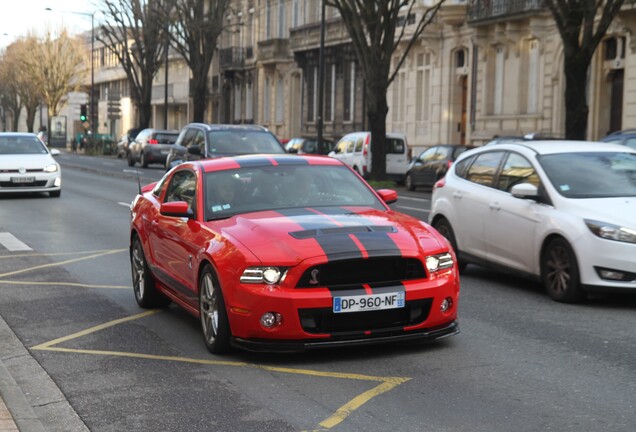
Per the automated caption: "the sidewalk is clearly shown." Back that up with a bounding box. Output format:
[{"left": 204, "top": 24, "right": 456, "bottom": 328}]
[{"left": 0, "top": 313, "right": 88, "bottom": 432}]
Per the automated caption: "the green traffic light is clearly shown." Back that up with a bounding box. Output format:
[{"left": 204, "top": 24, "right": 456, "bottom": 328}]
[{"left": 80, "top": 115, "right": 87, "bottom": 121}]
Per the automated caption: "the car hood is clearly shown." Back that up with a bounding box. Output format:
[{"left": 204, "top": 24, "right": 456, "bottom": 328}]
[
  {"left": 565, "top": 197, "right": 636, "bottom": 228},
  {"left": 1, "top": 154, "right": 56, "bottom": 169},
  {"left": 213, "top": 208, "right": 445, "bottom": 264}
]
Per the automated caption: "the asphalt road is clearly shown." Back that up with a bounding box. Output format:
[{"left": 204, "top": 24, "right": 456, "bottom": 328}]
[{"left": 0, "top": 152, "right": 634, "bottom": 431}]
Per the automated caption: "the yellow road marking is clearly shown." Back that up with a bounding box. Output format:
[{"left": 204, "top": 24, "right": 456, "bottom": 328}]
[
  {"left": 0, "top": 249, "right": 126, "bottom": 259},
  {"left": 0, "top": 280, "right": 129, "bottom": 289},
  {"left": 0, "top": 248, "right": 126, "bottom": 278},
  {"left": 31, "top": 311, "right": 412, "bottom": 429}
]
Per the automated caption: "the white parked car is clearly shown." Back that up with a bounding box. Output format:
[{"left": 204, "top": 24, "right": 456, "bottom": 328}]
[
  {"left": 329, "top": 131, "right": 411, "bottom": 182},
  {"left": 0, "top": 132, "right": 61, "bottom": 198},
  {"left": 429, "top": 140, "right": 636, "bottom": 302}
]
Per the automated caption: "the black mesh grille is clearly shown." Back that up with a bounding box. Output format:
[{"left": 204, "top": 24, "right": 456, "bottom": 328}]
[
  {"left": 297, "top": 257, "right": 426, "bottom": 288},
  {"left": 298, "top": 299, "right": 432, "bottom": 334},
  {"left": 0, "top": 181, "right": 48, "bottom": 187}
]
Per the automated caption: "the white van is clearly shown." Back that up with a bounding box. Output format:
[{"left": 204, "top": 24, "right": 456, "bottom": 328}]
[{"left": 329, "top": 132, "right": 411, "bottom": 182}]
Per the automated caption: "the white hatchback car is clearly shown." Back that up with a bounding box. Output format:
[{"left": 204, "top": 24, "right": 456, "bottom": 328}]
[
  {"left": 0, "top": 132, "right": 62, "bottom": 197},
  {"left": 429, "top": 140, "right": 636, "bottom": 302}
]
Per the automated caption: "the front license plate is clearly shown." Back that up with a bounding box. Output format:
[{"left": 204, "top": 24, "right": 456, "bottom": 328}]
[
  {"left": 11, "top": 177, "right": 35, "bottom": 183},
  {"left": 333, "top": 291, "right": 405, "bottom": 313}
]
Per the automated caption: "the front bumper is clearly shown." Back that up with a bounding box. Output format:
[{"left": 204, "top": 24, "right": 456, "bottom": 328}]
[
  {"left": 0, "top": 173, "right": 61, "bottom": 194},
  {"left": 231, "top": 320, "right": 459, "bottom": 352}
]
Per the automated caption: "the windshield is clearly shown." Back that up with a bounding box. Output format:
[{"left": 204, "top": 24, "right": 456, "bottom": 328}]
[
  {"left": 539, "top": 151, "right": 636, "bottom": 198},
  {"left": 0, "top": 136, "right": 49, "bottom": 155},
  {"left": 204, "top": 165, "right": 385, "bottom": 220},
  {"left": 207, "top": 130, "right": 284, "bottom": 155}
]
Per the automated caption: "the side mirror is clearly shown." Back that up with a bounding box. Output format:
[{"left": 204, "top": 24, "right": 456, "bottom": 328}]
[
  {"left": 510, "top": 183, "right": 540, "bottom": 200},
  {"left": 288, "top": 147, "right": 298, "bottom": 154},
  {"left": 50, "top": 148, "right": 61, "bottom": 156},
  {"left": 187, "top": 145, "right": 202, "bottom": 156},
  {"left": 376, "top": 189, "right": 398, "bottom": 205},
  {"left": 160, "top": 201, "right": 193, "bottom": 218}
]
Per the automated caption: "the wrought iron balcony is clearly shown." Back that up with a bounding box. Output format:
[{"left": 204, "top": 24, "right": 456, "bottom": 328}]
[
  {"left": 467, "top": 0, "right": 546, "bottom": 23},
  {"left": 219, "top": 47, "right": 254, "bottom": 70}
]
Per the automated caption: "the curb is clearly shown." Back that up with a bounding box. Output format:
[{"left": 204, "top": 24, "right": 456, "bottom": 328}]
[{"left": 0, "top": 313, "right": 89, "bottom": 432}]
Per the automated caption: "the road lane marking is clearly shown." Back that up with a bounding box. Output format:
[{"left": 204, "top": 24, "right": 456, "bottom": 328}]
[
  {"left": 397, "top": 196, "right": 430, "bottom": 203},
  {"left": 0, "top": 232, "right": 32, "bottom": 251},
  {"left": 32, "top": 311, "right": 412, "bottom": 430},
  {"left": 0, "top": 280, "right": 128, "bottom": 289},
  {"left": 118, "top": 202, "right": 132, "bottom": 208},
  {"left": 396, "top": 206, "right": 429, "bottom": 213}
]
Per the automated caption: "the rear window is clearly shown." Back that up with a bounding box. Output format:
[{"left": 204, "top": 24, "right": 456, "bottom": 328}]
[
  {"left": 208, "top": 130, "right": 284, "bottom": 155},
  {"left": 386, "top": 138, "right": 405, "bottom": 154},
  {"left": 153, "top": 133, "right": 179, "bottom": 144}
]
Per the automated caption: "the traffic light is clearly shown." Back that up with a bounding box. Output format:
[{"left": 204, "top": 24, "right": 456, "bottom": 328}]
[{"left": 80, "top": 104, "right": 87, "bottom": 122}]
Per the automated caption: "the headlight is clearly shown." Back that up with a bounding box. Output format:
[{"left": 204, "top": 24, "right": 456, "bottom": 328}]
[
  {"left": 426, "top": 253, "right": 454, "bottom": 272},
  {"left": 585, "top": 219, "right": 636, "bottom": 244},
  {"left": 240, "top": 266, "right": 286, "bottom": 284},
  {"left": 43, "top": 163, "right": 59, "bottom": 173}
]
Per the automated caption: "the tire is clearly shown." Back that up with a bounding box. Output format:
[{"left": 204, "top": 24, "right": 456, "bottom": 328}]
[
  {"left": 432, "top": 217, "right": 466, "bottom": 272},
  {"left": 130, "top": 236, "right": 170, "bottom": 308},
  {"left": 140, "top": 151, "right": 149, "bottom": 168},
  {"left": 405, "top": 173, "right": 415, "bottom": 191},
  {"left": 199, "top": 265, "right": 231, "bottom": 354},
  {"left": 49, "top": 190, "right": 61, "bottom": 198},
  {"left": 541, "top": 237, "right": 584, "bottom": 303},
  {"left": 127, "top": 151, "right": 135, "bottom": 167}
]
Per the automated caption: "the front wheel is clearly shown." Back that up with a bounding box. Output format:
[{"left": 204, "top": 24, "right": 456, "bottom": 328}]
[
  {"left": 432, "top": 217, "right": 466, "bottom": 272},
  {"left": 130, "top": 236, "right": 170, "bottom": 308},
  {"left": 127, "top": 151, "right": 135, "bottom": 167},
  {"left": 405, "top": 173, "right": 415, "bottom": 191},
  {"left": 199, "top": 265, "right": 231, "bottom": 354},
  {"left": 541, "top": 237, "right": 584, "bottom": 303}
]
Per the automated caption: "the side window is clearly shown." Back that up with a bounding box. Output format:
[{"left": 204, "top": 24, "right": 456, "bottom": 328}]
[
  {"left": 454, "top": 155, "right": 476, "bottom": 179},
  {"left": 180, "top": 129, "right": 197, "bottom": 149},
  {"left": 335, "top": 140, "right": 348, "bottom": 153},
  {"left": 354, "top": 138, "right": 364, "bottom": 153},
  {"left": 386, "top": 138, "right": 405, "bottom": 154},
  {"left": 419, "top": 147, "right": 439, "bottom": 162},
  {"left": 465, "top": 151, "right": 505, "bottom": 187},
  {"left": 164, "top": 170, "right": 197, "bottom": 212},
  {"left": 496, "top": 153, "right": 540, "bottom": 191}
]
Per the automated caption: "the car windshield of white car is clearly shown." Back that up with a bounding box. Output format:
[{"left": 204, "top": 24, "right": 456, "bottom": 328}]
[
  {"left": 207, "top": 131, "right": 284, "bottom": 155},
  {"left": 0, "top": 136, "right": 48, "bottom": 155},
  {"left": 538, "top": 151, "right": 636, "bottom": 198},
  {"left": 204, "top": 165, "right": 383, "bottom": 220}
]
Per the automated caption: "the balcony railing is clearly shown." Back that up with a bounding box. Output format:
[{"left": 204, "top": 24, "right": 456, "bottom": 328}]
[
  {"left": 219, "top": 47, "right": 254, "bottom": 70},
  {"left": 467, "top": 0, "right": 546, "bottom": 23},
  {"left": 257, "top": 38, "right": 290, "bottom": 63}
]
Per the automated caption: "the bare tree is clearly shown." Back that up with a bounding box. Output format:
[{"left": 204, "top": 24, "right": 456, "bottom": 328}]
[
  {"left": 325, "top": 0, "right": 444, "bottom": 181},
  {"left": 23, "top": 28, "right": 87, "bottom": 132},
  {"left": 0, "top": 48, "right": 24, "bottom": 131},
  {"left": 10, "top": 36, "right": 44, "bottom": 133},
  {"left": 165, "top": 0, "right": 232, "bottom": 122},
  {"left": 544, "top": 0, "right": 629, "bottom": 140},
  {"left": 97, "top": 0, "right": 167, "bottom": 128}
]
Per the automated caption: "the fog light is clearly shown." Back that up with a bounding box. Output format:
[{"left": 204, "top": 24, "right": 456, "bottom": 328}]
[
  {"left": 260, "top": 312, "right": 282, "bottom": 328},
  {"left": 440, "top": 297, "right": 453, "bottom": 312}
]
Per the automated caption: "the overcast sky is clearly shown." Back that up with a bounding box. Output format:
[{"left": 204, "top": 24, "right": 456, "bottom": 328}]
[{"left": 1, "top": 0, "right": 98, "bottom": 49}]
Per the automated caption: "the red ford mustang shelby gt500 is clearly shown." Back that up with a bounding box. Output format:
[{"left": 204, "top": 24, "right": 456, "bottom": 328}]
[{"left": 129, "top": 154, "right": 459, "bottom": 353}]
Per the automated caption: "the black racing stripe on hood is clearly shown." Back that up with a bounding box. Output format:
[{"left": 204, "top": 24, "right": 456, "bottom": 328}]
[
  {"left": 275, "top": 156, "right": 310, "bottom": 165},
  {"left": 235, "top": 157, "right": 275, "bottom": 168},
  {"left": 277, "top": 208, "right": 362, "bottom": 261}
]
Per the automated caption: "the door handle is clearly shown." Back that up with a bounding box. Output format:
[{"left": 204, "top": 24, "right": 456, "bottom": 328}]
[{"left": 489, "top": 202, "right": 501, "bottom": 211}]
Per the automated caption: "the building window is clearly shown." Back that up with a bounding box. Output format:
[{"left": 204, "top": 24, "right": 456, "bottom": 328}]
[
  {"left": 494, "top": 46, "right": 504, "bottom": 115},
  {"left": 343, "top": 62, "right": 355, "bottom": 122},
  {"left": 325, "top": 64, "right": 335, "bottom": 122},
  {"left": 246, "top": 82, "right": 253, "bottom": 121},
  {"left": 234, "top": 83, "right": 242, "bottom": 122},
  {"left": 264, "top": 77, "right": 271, "bottom": 123},
  {"left": 416, "top": 52, "right": 431, "bottom": 123},
  {"left": 276, "top": 77, "right": 284, "bottom": 123},
  {"left": 278, "top": 0, "right": 286, "bottom": 39},
  {"left": 292, "top": 0, "right": 301, "bottom": 27},
  {"left": 307, "top": 66, "right": 316, "bottom": 122},
  {"left": 265, "top": 1, "right": 272, "bottom": 40},
  {"left": 527, "top": 40, "right": 539, "bottom": 114}
]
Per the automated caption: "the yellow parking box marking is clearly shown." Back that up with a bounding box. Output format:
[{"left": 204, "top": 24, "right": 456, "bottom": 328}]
[
  {"left": 32, "top": 311, "right": 412, "bottom": 430},
  {"left": 0, "top": 280, "right": 129, "bottom": 289},
  {"left": 0, "top": 248, "right": 126, "bottom": 278}
]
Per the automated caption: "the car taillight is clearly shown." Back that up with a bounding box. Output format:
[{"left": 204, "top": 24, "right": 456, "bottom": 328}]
[
  {"left": 447, "top": 160, "right": 453, "bottom": 169},
  {"left": 148, "top": 139, "right": 158, "bottom": 144},
  {"left": 363, "top": 134, "right": 370, "bottom": 156},
  {"left": 433, "top": 178, "right": 446, "bottom": 190}
]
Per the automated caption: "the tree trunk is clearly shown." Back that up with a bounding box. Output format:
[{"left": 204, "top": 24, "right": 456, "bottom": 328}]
[
  {"left": 563, "top": 56, "right": 590, "bottom": 141},
  {"left": 191, "top": 70, "right": 208, "bottom": 123},
  {"left": 365, "top": 75, "right": 389, "bottom": 181}
]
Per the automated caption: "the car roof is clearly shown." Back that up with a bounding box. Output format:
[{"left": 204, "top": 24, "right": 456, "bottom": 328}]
[
  {"left": 183, "top": 154, "right": 345, "bottom": 173},
  {"left": 186, "top": 123, "right": 272, "bottom": 133},
  {"left": 472, "top": 140, "right": 636, "bottom": 156}
]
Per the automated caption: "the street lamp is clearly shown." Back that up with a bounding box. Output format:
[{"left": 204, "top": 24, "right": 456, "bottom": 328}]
[{"left": 45, "top": 8, "right": 95, "bottom": 138}]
